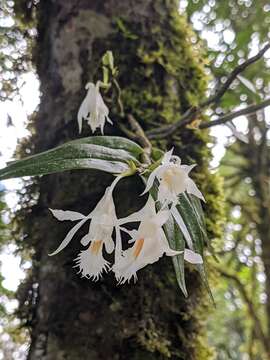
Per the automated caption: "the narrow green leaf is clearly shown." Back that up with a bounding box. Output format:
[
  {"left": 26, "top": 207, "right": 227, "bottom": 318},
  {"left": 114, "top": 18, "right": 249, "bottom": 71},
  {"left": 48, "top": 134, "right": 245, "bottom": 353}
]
[
  {"left": 0, "top": 158, "right": 129, "bottom": 180},
  {"left": 187, "top": 193, "right": 217, "bottom": 259},
  {"left": 163, "top": 213, "right": 187, "bottom": 297},
  {"left": 0, "top": 136, "right": 143, "bottom": 181},
  {"left": 177, "top": 193, "right": 205, "bottom": 254},
  {"left": 77, "top": 136, "right": 143, "bottom": 157},
  {"left": 177, "top": 193, "right": 214, "bottom": 302},
  {"left": 149, "top": 180, "right": 187, "bottom": 296},
  {"left": 197, "top": 264, "right": 215, "bottom": 306}
]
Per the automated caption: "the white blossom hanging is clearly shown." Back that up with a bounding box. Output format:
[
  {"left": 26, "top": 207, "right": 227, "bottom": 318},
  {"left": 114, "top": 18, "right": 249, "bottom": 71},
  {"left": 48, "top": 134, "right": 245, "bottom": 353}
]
[
  {"left": 77, "top": 82, "right": 112, "bottom": 134},
  {"left": 49, "top": 176, "right": 121, "bottom": 280}
]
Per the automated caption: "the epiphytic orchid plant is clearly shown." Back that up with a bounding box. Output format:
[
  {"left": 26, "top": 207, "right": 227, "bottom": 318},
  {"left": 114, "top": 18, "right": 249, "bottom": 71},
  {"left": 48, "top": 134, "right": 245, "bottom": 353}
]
[{"left": 0, "top": 51, "right": 211, "bottom": 297}]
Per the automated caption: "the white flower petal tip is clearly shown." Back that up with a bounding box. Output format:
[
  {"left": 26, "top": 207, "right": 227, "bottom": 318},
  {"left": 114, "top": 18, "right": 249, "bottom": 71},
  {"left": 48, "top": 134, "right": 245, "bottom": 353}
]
[
  {"left": 80, "top": 234, "right": 91, "bottom": 246},
  {"left": 162, "top": 148, "right": 174, "bottom": 164},
  {"left": 77, "top": 82, "right": 112, "bottom": 134},
  {"left": 184, "top": 249, "right": 203, "bottom": 264},
  {"left": 186, "top": 179, "right": 206, "bottom": 202},
  {"left": 85, "top": 82, "right": 92, "bottom": 90},
  {"left": 49, "top": 208, "right": 86, "bottom": 221}
]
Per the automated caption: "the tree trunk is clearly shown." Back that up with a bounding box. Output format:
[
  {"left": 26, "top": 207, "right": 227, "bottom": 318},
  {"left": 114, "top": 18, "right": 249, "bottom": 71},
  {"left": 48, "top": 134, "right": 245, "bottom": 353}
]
[{"left": 16, "top": 1, "right": 222, "bottom": 359}]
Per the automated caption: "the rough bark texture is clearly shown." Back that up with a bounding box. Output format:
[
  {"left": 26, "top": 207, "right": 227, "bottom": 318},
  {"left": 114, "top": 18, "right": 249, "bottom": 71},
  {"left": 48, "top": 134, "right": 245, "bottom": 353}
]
[{"left": 15, "top": 1, "right": 224, "bottom": 359}]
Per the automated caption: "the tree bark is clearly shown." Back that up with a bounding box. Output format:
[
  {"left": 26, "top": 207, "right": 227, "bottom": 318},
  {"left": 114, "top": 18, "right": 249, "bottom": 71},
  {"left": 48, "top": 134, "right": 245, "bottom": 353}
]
[{"left": 15, "top": 1, "right": 222, "bottom": 359}]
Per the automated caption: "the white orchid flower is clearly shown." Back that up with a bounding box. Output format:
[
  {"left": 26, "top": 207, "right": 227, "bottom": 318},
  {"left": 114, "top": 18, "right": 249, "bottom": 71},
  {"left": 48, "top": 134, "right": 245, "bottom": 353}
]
[
  {"left": 143, "top": 149, "right": 205, "bottom": 205},
  {"left": 113, "top": 196, "right": 179, "bottom": 283},
  {"left": 49, "top": 176, "right": 121, "bottom": 281},
  {"left": 77, "top": 81, "right": 112, "bottom": 134},
  {"left": 113, "top": 196, "right": 201, "bottom": 284}
]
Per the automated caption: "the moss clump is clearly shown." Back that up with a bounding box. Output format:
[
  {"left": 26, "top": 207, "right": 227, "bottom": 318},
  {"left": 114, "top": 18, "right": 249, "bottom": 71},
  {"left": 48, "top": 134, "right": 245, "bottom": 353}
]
[
  {"left": 137, "top": 319, "right": 172, "bottom": 357},
  {"left": 107, "top": 8, "right": 208, "bottom": 131}
]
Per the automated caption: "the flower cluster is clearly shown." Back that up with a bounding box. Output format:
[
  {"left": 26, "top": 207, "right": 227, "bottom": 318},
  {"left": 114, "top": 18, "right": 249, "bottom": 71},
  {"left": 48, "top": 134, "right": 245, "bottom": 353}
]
[{"left": 49, "top": 149, "right": 204, "bottom": 283}]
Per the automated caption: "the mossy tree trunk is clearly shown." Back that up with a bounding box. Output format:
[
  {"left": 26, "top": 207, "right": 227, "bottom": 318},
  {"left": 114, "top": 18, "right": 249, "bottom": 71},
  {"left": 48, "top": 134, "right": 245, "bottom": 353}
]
[{"left": 16, "top": 1, "right": 222, "bottom": 359}]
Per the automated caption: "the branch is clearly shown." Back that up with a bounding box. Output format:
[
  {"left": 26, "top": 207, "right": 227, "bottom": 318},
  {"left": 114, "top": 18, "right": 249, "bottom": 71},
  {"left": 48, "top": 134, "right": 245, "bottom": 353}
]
[
  {"left": 201, "top": 43, "right": 270, "bottom": 107},
  {"left": 146, "top": 43, "right": 270, "bottom": 140},
  {"left": 127, "top": 114, "right": 152, "bottom": 155},
  {"left": 200, "top": 98, "right": 270, "bottom": 129},
  {"left": 112, "top": 79, "right": 152, "bottom": 156},
  {"left": 147, "top": 106, "right": 199, "bottom": 139},
  {"left": 217, "top": 267, "right": 270, "bottom": 355}
]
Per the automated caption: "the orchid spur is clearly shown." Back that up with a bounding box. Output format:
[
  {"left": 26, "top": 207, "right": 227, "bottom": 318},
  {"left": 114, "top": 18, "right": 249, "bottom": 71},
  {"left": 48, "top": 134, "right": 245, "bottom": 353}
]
[{"left": 77, "top": 81, "right": 112, "bottom": 134}]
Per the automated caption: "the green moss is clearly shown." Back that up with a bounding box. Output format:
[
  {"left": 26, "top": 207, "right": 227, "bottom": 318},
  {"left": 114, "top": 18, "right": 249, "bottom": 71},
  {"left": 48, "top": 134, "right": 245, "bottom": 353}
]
[
  {"left": 97, "top": 6, "right": 208, "bottom": 132},
  {"left": 137, "top": 319, "right": 172, "bottom": 357}
]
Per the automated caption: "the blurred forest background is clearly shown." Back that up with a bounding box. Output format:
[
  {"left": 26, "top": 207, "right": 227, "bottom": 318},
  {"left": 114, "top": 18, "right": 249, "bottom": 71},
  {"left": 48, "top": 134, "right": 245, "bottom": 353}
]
[{"left": 0, "top": 0, "right": 270, "bottom": 359}]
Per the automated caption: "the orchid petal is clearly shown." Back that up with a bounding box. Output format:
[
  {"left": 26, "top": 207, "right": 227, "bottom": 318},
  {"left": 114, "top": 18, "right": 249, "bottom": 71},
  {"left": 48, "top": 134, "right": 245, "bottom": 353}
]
[
  {"left": 118, "top": 196, "right": 155, "bottom": 225},
  {"left": 165, "top": 248, "right": 183, "bottom": 257},
  {"left": 49, "top": 217, "right": 88, "bottom": 256},
  {"left": 154, "top": 210, "right": 170, "bottom": 227},
  {"left": 85, "top": 82, "right": 94, "bottom": 90},
  {"left": 162, "top": 148, "right": 174, "bottom": 165},
  {"left": 104, "top": 237, "right": 114, "bottom": 254},
  {"left": 141, "top": 166, "right": 163, "bottom": 195},
  {"left": 115, "top": 226, "right": 122, "bottom": 262},
  {"left": 77, "top": 97, "right": 89, "bottom": 133},
  {"left": 180, "top": 164, "right": 196, "bottom": 174},
  {"left": 80, "top": 234, "right": 91, "bottom": 246},
  {"left": 184, "top": 249, "right": 203, "bottom": 264},
  {"left": 106, "top": 116, "right": 113, "bottom": 125},
  {"left": 49, "top": 208, "right": 86, "bottom": 222},
  {"left": 74, "top": 244, "right": 110, "bottom": 281},
  {"left": 186, "top": 179, "right": 205, "bottom": 202}
]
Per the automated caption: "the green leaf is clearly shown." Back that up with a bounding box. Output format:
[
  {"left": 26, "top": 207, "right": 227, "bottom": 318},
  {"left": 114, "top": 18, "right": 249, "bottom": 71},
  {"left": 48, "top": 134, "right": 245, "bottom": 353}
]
[
  {"left": 150, "top": 147, "right": 164, "bottom": 162},
  {"left": 177, "top": 193, "right": 205, "bottom": 254},
  {"left": 163, "top": 213, "right": 187, "bottom": 297},
  {"left": 177, "top": 193, "right": 214, "bottom": 301},
  {"left": 0, "top": 136, "right": 144, "bottom": 181},
  {"left": 149, "top": 181, "right": 187, "bottom": 296}
]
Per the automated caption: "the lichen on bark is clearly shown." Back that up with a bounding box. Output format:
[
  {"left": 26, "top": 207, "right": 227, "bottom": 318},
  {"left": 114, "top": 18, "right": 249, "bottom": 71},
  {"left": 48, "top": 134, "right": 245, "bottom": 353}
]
[{"left": 12, "top": 0, "right": 225, "bottom": 359}]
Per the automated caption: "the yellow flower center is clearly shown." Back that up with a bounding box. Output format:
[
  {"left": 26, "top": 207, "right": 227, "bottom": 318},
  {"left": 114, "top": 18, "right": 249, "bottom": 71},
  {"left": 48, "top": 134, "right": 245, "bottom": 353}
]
[
  {"left": 163, "top": 168, "right": 174, "bottom": 185},
  {"left": 90, "top": 240, "right": 103, "bottom": 255}
]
